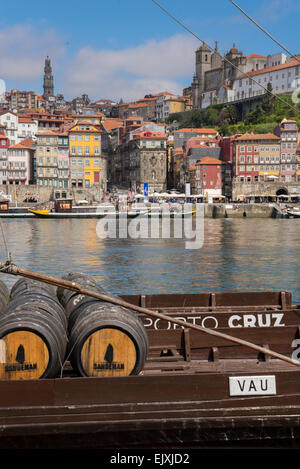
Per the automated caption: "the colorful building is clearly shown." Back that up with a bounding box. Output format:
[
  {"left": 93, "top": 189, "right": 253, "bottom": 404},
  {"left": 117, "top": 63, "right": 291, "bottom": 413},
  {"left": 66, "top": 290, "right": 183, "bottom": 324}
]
[
  {"left": 69, "top": 121, "right": 106, "bottom": 190},
  {"left": 233, "top": 133, "right": 281, "bottom": 183},
  {"left": 36, "top": 131, "right": 61, "bottom": 187},
  {"left": 0, "top": 134, "right": 10, "bottom": 184},
  {"left": 7, "top": 138, "right": 35, "bottom": 185}
]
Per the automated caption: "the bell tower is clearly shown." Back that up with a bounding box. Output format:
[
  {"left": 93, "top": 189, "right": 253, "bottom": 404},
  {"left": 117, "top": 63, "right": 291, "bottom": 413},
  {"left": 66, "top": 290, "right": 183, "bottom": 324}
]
[
  {"left": 195, "top": 42, "right": 211, "bottom": 92},
  {"left": 43, "top": 56, "right": 54, "bottom": 97}
]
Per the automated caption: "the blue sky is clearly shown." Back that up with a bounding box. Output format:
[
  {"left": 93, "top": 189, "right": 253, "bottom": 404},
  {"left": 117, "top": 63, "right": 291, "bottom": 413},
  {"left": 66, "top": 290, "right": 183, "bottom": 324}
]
[{"left": 0, "top": 0, "right": 299, "bottom": 101}]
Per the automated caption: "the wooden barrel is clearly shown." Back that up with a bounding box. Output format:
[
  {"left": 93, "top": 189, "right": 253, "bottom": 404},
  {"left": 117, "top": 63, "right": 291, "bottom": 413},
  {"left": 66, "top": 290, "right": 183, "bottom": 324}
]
[
  {"left": 68, "top": 303, "right": 149, "bottom": 378},
  {"left": 5, "top": 292, "right": 68, "bottom": 331},
  {"left": 0, "top": 280, "right": 9, "bottom": 313},
  {"left": 57, "top": 272, "right": 105, "bottom": 309},
  {"left": 0, "top": 309, "right": 67, "bottom": 380},
  {"left": 11, "top": 278, "right": 56, "bottom": 300}
]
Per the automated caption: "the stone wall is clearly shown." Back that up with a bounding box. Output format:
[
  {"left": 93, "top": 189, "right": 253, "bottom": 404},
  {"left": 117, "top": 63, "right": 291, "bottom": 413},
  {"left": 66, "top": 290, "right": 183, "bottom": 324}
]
[
  {"left": 0, "top": 185, "right": 104, "bottom": 205},
  {"left": 232, "top": 181, "right": 300, "bottom": 200},
  {"left": 204, "top": 203, "right": 277, "bottom": 218}
]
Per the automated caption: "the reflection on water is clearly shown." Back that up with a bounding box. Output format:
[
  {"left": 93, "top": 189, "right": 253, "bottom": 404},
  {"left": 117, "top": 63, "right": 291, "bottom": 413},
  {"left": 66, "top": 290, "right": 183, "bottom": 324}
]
[{"left": 0, "top": 218, "right": 299, "bottom": 303}]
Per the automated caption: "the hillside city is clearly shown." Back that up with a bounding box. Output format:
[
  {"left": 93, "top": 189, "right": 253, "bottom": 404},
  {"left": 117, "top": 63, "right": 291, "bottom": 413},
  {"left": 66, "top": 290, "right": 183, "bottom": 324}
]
[{"left": 1, "top": 43, "right": 300, "bottom": 205}]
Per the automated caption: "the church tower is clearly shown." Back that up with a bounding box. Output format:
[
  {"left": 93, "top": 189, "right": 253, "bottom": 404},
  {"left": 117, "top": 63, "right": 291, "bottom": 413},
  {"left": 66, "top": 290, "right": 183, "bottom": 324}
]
[
  {"left": 195, "top": 42, "right": 211, "bottom": 92},
  {"left": 43, "top": 56, "right": 54, "bottom": 97}
]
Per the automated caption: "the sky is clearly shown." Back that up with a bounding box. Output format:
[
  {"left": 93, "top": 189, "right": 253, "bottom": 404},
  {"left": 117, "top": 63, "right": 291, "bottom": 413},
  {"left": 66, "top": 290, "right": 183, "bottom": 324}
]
[{"left": 0, "top": 0, "right": 299, "bottom": 102}]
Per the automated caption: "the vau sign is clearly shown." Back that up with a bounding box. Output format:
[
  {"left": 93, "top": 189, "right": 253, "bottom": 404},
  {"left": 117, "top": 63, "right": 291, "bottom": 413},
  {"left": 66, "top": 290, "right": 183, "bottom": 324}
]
[{"left": 229, "top": 375, "right": 276, "bottom": 396}]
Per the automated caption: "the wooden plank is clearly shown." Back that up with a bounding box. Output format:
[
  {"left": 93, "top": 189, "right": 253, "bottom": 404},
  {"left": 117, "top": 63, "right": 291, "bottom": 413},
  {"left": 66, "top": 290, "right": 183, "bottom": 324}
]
[
  {"left": 140, "top": 309, "right": 300, "bottom": 330},
  {"left": 121, "top": 292, "right": 293, "bottom": 309}
]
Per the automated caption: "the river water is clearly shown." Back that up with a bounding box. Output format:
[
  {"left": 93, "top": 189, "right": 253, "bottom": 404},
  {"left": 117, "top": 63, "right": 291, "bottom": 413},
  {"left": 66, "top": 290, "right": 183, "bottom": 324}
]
[{"left": 0, "top": 217, "right": 299, "bottom": 303}]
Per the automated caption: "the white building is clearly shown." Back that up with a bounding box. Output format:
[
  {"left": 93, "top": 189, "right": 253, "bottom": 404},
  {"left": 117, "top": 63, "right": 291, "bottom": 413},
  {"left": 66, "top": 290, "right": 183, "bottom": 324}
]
[
  {"left": 17, "top": 117, "right": 38, "bottom": 142},
  {"left": 232, "top": 55, "right": 300, "bottom": 102},
  {"left": 155, "top": 92, "right": 176, "bottom": 121},
  {"left": 0, "top": 111, "right": 19, "bottom": 146},
  {"left": 7, "top": 139, "right": 34, "bottom": 185}
]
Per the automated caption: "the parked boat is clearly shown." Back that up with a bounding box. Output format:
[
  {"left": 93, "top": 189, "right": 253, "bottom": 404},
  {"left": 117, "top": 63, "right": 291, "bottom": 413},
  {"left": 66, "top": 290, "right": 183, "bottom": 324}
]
[
  {"left": 286, "top": 207, "right": 300, "bottom": 218},
  {"left": 0, "top": 199, "right": 35, "bottom": 218},
  {"left": 28, "top": 199, "right": 149, "bottom": 219}
]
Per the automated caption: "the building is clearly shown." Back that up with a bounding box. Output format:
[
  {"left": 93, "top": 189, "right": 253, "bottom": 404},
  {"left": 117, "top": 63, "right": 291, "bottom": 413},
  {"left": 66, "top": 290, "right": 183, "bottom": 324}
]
[
  {"left": 10, "top": 90, "right": 38, "bottom": 111},
  {"left": 0, "top": 134, "right": 10, "bottom": 184},
  {"left": 36, "top": 131, "right": 61, "bottom": 187},
  {"left": 17, "top": 116, "right": 38, "bottom": 142},
  {"left": 57, "top": 133, "right": 70, "bottom": 189},
  {"left": 274, "top": 119, "right": 298, "bottom": 183},
  {"left": 0, "top": 111, "right": 19, "bottom": 146},
  {"left": 233, "top": 133, "right": 281, "bottom": 184},
  {"left": 69, "top": 122, "right": 106, "bottom": 191},
  {"left": 193, "top": 157, "right": 231, "bottom": 201},
  {"left": 7, "top": 138, "right": 35, "bottom": 185},
  {"left": 232, "top": 56, "right": 300, "bottom": 103},
  {"left": 155, "top": 92, "right": 176, "bottom": 121},
  {"left": 113, "top": 130, "right": 168, "bottom": 193},
  {"left": 173, "top": 128, "right": 219, "bottom": 150},
  {"left": 43, "top": 57, "right": 54, "bottom": 98},
  {"left": 189, "top": 40, "right": 300, "bottom": 109},
  {"left": 160, "top": 96, "right": 190, "bottom": 120}
]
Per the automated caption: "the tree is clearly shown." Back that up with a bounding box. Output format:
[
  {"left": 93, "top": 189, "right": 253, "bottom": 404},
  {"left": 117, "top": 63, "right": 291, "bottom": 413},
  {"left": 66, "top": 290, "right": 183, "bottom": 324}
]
[{"left": 261, "top": 82, "right": 275, "bottom": 113}]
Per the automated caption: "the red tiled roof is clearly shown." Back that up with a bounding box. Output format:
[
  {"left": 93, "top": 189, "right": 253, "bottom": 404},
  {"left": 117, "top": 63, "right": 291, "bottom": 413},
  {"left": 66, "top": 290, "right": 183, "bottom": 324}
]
[
  {"left": 102, "top": 119, "right": 124, "bottom": 132},
  {"left": 246, "top": 54, "right": 267, "bottom": 59},
  {"left": 236, "top": 133, "right": 280, "bottom": 141},
  {"left": 18, "top": 117, "right": 35, "bottom": 123},
  {"left": 196, "top": 157, "right": 223, "bottom": 165},
  {"left": 240, "top": 56, "right": 300, "bottom": 79},
  {"left": 176, "top": 128, "right": 218, "bottom": 134},
  {"left": 10, "top": 138, "right": 34, "bottom": 149}
]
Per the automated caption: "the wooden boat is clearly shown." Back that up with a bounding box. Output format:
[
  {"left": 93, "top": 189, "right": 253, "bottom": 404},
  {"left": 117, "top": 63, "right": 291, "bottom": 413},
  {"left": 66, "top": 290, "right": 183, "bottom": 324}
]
[
  {"left": 0, "top": 264, "right": 300, "bottom": 448},
  {"left": 28, "top": 199, "right": 149, "bottom": 219},
  {"left": 0, "top": 199, "right": 35, "bottom": 218}
]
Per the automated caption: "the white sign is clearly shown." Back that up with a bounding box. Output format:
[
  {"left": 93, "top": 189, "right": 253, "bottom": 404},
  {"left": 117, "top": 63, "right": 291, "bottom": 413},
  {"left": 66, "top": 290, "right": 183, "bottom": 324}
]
[{"left": 229, "top": 375, "right": 276, "bottom": 396}]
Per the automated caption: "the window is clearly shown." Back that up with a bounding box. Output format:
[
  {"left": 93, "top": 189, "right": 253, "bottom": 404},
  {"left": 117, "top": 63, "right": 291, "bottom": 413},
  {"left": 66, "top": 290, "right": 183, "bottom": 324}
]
[{"left": 85, "top": 160, "right": 90, "bottom": 167}]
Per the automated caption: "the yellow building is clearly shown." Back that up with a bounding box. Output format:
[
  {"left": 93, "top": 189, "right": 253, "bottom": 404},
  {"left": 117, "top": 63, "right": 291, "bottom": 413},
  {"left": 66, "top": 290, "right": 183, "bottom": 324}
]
[
  {"left": 165, "top": 97, "right": 187, "bottom": 115},
  {"left": 69, "top": 121, "right": 106, "bottom": 190},
  {"left": 71, "top": 113, "right": 105, "bottom": 126}
]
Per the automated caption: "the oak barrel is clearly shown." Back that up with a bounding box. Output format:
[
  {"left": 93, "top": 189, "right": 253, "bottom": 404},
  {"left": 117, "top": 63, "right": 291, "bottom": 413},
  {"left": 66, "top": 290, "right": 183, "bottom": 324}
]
[
  {"left": 57, "top": 272, "right": 103, "bottom": 308},
  {"left": 5, "top": 291, "right": 68, "bottom": 331},
  {"left": 0, "top": 310, "right": 67, "bottom": 379},
  {"left": 67, "top": 303, "right": 149, "bottom": 378},
  {"left": 0, "top": 280, "right": 9, "bottom": 313},
  {"left": 0, "top": 278, "right": 68, "bottom": 380},
  {"left": 11, "top": 278, "right": 56, "bottom": 300}
]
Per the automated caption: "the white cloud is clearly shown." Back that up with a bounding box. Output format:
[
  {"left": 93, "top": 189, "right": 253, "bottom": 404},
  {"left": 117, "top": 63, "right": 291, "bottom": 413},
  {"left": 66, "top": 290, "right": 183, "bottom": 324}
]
[
  {"left": 63, "top": 34, "right": 198, "bottom": 101},
  {"left": 0, "top": 24, "right": 65, "bottom": 83},
  {"left": 0, "top": 24, "right": 198, "bottom": 101}
]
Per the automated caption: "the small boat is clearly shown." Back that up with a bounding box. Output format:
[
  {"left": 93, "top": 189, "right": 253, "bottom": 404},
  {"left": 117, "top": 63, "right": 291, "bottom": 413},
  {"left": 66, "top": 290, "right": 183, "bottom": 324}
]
[
  {"left": 28, "top": 199, "right": 149, "bottom": 219},
  {"left": 0, "top": 199, "right": 35, "bottom": 218},
  {"left": 286, "top": 207, "right": 300, "bottom": 218}
]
